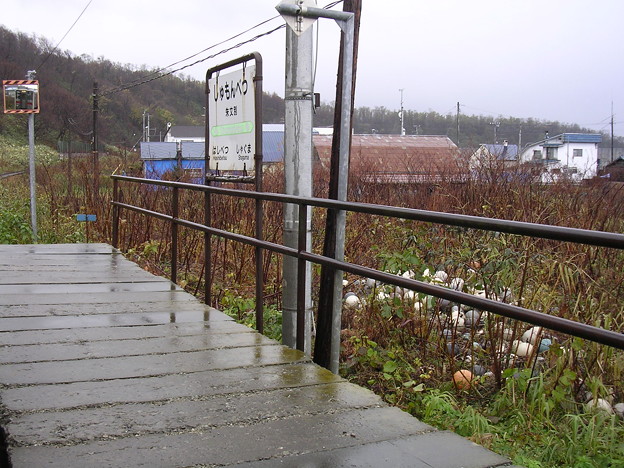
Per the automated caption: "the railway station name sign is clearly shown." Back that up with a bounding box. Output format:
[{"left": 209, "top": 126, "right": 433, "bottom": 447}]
[{"left": 207, "top": 65, "right": 256, "bottom": 172}]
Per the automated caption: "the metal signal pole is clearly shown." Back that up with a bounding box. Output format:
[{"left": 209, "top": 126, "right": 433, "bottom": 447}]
[
  {"left": 28, "top": 116, "right": 38, "bottom": 243},
  {"left": 26, "top": 70, "right": 38, "bottom": 242}
]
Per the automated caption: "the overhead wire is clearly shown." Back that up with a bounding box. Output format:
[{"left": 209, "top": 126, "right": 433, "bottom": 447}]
[
  {"left": 107, "top": 14, "right": 283, "bottom": 92},
  {"left": 101, "top": 24, "right": 285, "bottom": 97},
  {"left": 101, "top": 0, "right": 344, "bottom": 97},
  {"left": 38, "top": 0, "right": 94, "bottom": 70}
]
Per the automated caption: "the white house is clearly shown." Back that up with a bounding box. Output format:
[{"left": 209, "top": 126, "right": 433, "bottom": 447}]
[
  {"left": 518, "top": 133, "right": 602, "bottom": 181},
  {"left": 164, "top": 126, "right": 205, "bottom": 143}
]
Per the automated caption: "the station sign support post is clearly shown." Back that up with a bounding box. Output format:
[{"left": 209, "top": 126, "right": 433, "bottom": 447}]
[{"left": 204, "top": 53, "right": 264, "bottom": 333}]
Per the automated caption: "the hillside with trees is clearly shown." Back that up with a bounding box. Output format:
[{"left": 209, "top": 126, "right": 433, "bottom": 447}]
[
  {"left": 313, "top": 104, "right": 623, "bottom": 150},
  {"left": 1, "top": 25, "right": 621, "bottom": 152}
]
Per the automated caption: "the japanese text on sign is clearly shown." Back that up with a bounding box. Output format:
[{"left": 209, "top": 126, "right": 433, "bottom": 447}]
[{"left": 207, "top": 65, "right": 255, "bottom": 172}]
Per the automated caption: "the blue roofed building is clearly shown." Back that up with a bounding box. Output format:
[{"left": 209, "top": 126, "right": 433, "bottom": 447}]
[
  {"left": 140, "top": 124, "right": 285, "bottom": 181},
  {"left": 262, "top": 124, "right": 285, "bottom": 164},
  {"left": 470, "top": 140, "right": 518, "bottom": 170}
]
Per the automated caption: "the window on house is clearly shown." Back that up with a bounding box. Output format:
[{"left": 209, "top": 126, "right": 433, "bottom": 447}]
[
  {"left": 533, "top": 150, "right": 542, "bottom": 160},
  {"left": 545, "top": 147, "right": 558, "bottom": 160},
  {"left": 573, "top": 148, "right": 583, "bottom": 158}
]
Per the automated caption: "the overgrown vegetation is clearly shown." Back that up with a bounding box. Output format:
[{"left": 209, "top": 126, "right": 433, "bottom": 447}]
[
  {"left": 2, "top": 120, "right": 623, "bottom": 468},
  {"left": 3, "top": 14, "right": 624, "bottom": 468}
]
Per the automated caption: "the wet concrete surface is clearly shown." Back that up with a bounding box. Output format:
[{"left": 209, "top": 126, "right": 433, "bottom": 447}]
[
  {"left": 0, "top": 300, "right": 236, "bottom": 317},
  {"left": 0, "top": 308, "right": 235, "bottom": 331},
  {"left": 0, "top": 243, "right": 513, "bottom": 467}
]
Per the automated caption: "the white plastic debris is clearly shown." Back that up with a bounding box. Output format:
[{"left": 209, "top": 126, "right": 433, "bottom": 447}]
[{"left": 521, "top": 326, "right": 542, "bottom": 345}]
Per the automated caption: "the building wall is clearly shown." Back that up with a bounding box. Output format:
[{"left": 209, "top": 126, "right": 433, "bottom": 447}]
[
  {"left": 556, "top": 142, "right": 598, "bottom": 178},
  {"left": 164, "top": 135, "right": 206, "bottom": 143},
  {"left": 144, "top": 159, "right": 205, "bottom": 182},
  {"left": 141, "top": 142, "right": 205, "bottom": 160}
]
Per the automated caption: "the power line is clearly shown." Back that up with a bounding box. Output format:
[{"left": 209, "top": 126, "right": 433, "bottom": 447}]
[
  {"left": 108, "top": 14, "right": 283, "bottom": 92},
  {"left": 38, "top": 0, "right": 94, "bottom": 70},
  {"left": 101, "top": 23, "right": 286, "bottom": 97},
  {"left": 100, "top": 0, "right": 344, "bottom": 97}
]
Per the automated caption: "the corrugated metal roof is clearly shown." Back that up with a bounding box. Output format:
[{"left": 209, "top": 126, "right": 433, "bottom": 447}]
[
  {"left": 313, "top": 134, "right": 464, "bottom": 176},
  {"left": 263, "top": 131, "right": 284, "bottom": 163},
  {"left": 140, "top": 142, "right": 205, "bottom": 160},
  {"left": 483, "top": 144, "right": 518, "bottom": 160},
  {"left": 140, "top": 142, "right": 177, "bottom": 160},
  {"left": 182, "top": 142, "right": 205, "bottom": 159},
  {"left": 562, "top": 133, "right": 602, "bottom": 143}
]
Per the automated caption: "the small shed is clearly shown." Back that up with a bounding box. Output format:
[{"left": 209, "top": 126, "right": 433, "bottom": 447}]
[{"left": 600, "top": 156, "right": 624, "bottom": 182}]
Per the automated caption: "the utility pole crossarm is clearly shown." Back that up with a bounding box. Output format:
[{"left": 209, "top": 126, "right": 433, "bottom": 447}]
[{"left": 276, "top": 3, "right": 354, "bottom": 24}]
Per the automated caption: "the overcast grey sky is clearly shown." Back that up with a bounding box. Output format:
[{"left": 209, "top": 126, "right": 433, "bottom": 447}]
[{"left": 3, "top": 0, "right": 623, "bottom": 137}]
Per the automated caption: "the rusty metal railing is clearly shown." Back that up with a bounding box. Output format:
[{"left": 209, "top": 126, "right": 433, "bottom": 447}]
[{"left": 111, "top": 175, "right": 624, "bottom": 363}]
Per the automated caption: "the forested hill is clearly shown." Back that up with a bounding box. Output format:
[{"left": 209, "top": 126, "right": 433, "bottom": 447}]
[
  {"left": 0, "top": 25, "right": 619, "bottom": 150},
  {"left": 0, "top": 25, "right": 284, "bottom": 148},
  {"left": 313, "top": 105, "right": 623, "bottom": 149}
]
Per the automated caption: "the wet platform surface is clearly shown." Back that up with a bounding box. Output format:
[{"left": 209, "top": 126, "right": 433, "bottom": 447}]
[{"left": 0, "top": 243, "right": 514, "bottom": 467}]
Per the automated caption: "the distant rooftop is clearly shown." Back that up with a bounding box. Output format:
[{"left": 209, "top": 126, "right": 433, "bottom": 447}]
[
  {"left": 314, "top": 134, "right": 463, "bottom": 178},
  {"left": 530, "top": 133, "right": 603, "bottom": 146},
  {"left": 481, "top": 143, "right": 519, "bottom": 161},
  {"left": 169, "top": 126, "right": 204, "bottom": 139}
]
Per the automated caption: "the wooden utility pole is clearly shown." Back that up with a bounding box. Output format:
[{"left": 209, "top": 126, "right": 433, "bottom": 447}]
[
  {"left": 456, "top": 101, "right": 460, "bottom": 146},
  {"left": 611, "top": 102, "right": 615, "bottom": 163},
  {"left": 67, "top": 129, "right": 74, "bottom": 209},
  {"left": 314, "top": 0, "right": 361, "bottom": 372},
  {"left": 92, "top": 82, "right": 99, "bottom": 197}
]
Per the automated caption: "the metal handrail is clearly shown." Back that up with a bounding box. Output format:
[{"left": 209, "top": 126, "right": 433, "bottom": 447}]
[{"left": 111, "top": 175, "right": 624, "bottom": 353}]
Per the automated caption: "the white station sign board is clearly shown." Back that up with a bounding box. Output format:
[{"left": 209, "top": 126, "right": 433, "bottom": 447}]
[{"left": 208, "top": 65, "right": 256, "bottom": 172}]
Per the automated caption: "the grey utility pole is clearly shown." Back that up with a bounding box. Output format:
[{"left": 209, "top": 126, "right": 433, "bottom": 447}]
[
  {"left": 399, "top": 89, "right": 405, "bottom": 136},
  {"left": 456, "top": 101, "right": 460, "bottom": 145},
  {"left": 278, "top": 0, "right": 356, "bottom": 371},
  {"left": 27, "top": 70, "right": 38, "bottom": 243},
  {"left": 313, "top": 2, "right": 357, "bottom": 374},
  {"left": 281, "top": 7, "right": 315, "bottom": 354}
]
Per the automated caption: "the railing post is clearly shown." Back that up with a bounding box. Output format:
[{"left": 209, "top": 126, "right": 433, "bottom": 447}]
[
  {"left": 296, "top": 203, "right": 308, "bottom": 352},
  {"left": 254, "top": 63, "right": 264, "bottom": 335},
  {"left": 112, "top": 178, "right": 119, "bottom": 249},
  {"left": 204, "top": 190, "right": 212, "bottom": 306},
  {"left": 255, "top": 186, "right": 264, "bottom": 335},
  {"left": 171, "top": 186, "right": 179, "bottom": 285}
]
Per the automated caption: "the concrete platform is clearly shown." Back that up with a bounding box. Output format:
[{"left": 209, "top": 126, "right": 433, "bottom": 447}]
[{"left": 0, "top": 243, "right": 513, "bottom": 467}]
